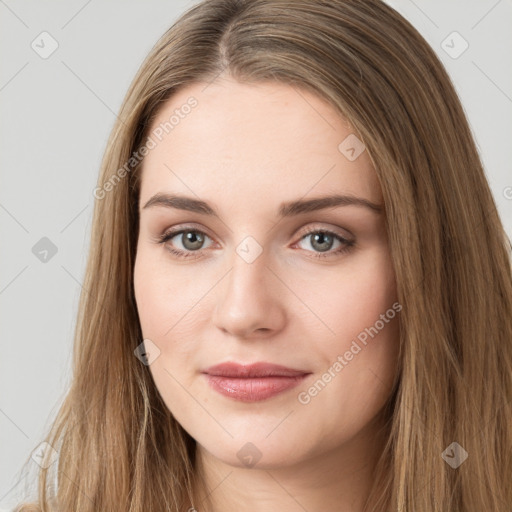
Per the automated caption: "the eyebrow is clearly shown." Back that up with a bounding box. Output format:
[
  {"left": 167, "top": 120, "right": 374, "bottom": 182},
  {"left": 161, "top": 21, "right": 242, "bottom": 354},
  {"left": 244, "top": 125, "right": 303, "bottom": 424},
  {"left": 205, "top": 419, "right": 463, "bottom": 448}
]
[{"left": 142, "top": 193, "right": 383, "bottom": 217}]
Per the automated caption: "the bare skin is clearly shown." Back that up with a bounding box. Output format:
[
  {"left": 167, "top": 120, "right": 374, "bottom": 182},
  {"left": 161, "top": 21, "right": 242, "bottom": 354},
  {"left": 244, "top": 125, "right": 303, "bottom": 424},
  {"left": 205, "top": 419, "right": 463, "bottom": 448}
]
[{"left": 134, "top": 76, "right": 400, "bottom": 512}]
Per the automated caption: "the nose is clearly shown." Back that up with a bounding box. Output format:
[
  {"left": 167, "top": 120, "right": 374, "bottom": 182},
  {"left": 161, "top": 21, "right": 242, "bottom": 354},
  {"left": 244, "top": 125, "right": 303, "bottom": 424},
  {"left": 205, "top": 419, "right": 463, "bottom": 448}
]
[{"left": 212, "top": 246, "right": 287, "bottom": 340}]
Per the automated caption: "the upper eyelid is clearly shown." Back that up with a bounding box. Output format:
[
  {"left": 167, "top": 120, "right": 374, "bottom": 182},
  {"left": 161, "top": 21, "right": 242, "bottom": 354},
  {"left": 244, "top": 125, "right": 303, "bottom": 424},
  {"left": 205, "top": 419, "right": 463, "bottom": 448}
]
[{"left": 160, "top": 224, "right": 215, "bottom": 243}]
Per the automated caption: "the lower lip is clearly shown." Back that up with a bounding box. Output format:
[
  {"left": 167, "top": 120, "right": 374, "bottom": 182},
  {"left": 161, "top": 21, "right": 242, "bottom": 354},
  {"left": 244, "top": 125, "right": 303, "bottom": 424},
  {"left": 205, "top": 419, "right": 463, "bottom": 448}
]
[{"left": 204, "top": 374, "right": 309, "bottom": 402}]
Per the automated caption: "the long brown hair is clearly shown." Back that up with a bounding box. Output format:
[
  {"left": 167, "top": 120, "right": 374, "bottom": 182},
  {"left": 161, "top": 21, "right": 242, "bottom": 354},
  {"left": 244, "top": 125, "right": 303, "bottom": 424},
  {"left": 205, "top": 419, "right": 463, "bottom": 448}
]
[{"left": 15, "top": 0, "right": 512, "bottom": 510}]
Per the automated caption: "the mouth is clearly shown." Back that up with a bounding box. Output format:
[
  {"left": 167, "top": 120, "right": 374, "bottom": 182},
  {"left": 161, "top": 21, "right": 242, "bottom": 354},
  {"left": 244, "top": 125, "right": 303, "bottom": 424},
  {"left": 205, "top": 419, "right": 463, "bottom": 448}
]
[{"left": 201, "top": 362, "right": 312, "bottom": 402}]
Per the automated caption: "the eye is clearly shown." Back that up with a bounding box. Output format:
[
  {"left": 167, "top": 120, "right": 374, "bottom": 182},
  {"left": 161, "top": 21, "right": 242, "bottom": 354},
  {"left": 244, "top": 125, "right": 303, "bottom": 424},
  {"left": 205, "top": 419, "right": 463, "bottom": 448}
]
[
  {"left": 157, "top": 227, "right": 214, "bottom": 259},
  {"left": 294, "top": 228, "right": 355, "bottom": 259},
  {"left": 155, "top": 225, "right": 355, "bottom": 261}
]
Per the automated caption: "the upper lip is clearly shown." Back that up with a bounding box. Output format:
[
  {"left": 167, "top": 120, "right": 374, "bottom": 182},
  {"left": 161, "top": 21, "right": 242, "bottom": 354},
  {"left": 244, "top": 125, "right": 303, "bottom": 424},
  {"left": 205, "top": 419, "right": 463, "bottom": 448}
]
[{"left": 202, "top": 362, "right": 310, "bottom": 378}]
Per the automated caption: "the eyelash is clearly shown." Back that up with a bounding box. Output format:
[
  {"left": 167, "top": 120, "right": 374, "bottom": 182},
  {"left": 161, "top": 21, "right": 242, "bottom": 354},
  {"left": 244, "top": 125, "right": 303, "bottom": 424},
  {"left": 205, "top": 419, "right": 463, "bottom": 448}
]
[{"left": 156, "top": 226, "right": 355, "bottom": 261}]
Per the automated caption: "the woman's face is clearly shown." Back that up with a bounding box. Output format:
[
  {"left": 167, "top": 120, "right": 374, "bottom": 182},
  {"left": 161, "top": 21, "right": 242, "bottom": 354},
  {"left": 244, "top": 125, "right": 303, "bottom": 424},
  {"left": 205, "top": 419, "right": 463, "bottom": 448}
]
[{"left": 134, "top": 77, "right": 400, "bottom": 469}]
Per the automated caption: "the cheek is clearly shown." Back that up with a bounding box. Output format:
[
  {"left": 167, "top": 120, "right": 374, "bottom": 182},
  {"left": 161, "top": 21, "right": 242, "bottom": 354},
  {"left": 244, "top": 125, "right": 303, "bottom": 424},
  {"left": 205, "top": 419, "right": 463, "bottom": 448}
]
[
  {"left": 302, "top": 247, "right": 400, "bottom": 406},
  {"left": 306, "top": 247, "right": 398, "bottom": 351},
  {"left": 133, "top": 249, "right": 202, "bottom": 419},
  {"left": 133, "top": 245, "right": 213, "bottom": 378},
  {"left": 133, "top": 246, "right": 206, "bottom": 339}
]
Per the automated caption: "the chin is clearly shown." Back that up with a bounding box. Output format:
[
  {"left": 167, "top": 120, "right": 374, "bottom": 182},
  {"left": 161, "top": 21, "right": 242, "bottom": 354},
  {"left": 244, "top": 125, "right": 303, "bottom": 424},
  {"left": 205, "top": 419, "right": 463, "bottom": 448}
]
[{"left": 195, "top": 429, "right": 317, "bottom": 471}]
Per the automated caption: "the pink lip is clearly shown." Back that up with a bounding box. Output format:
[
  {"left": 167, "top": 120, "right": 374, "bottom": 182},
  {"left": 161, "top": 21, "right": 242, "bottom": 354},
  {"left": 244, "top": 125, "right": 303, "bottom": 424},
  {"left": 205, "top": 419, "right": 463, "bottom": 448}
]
[{"left": 202, "top": 362, "right": 311, "bottom": 402}]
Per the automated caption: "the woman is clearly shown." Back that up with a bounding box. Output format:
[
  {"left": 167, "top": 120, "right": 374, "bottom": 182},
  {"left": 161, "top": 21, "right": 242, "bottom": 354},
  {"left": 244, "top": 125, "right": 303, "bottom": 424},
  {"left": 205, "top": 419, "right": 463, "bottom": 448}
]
[{"left": 15, "top": 0, "right": 512, "bottom": 510}]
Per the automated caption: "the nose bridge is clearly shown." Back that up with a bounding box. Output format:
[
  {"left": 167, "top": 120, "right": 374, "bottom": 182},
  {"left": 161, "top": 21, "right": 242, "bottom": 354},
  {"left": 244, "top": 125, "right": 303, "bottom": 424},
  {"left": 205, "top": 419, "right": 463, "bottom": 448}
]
[
  {"left": 225, "top": 236, "right": 270, "bottom": 304},
  {"left": 221, "top": 227, "right": 269, "bottom": 287},
  {"left": 212, "top": 234, "right": 286, "bottom": 337}
]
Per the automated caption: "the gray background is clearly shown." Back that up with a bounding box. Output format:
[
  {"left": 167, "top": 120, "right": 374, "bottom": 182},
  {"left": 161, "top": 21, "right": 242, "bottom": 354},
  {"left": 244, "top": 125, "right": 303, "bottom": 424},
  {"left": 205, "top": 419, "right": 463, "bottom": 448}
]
[{"left": 1, "top": 0, "right": 511, "bottom": 508}]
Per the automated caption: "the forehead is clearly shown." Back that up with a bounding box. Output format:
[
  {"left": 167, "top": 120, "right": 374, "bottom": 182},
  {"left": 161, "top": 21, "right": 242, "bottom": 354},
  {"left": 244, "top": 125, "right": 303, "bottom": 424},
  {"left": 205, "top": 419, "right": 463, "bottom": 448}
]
[{"left": 139, "top": 78, "right": 382, "bottom": 210}]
